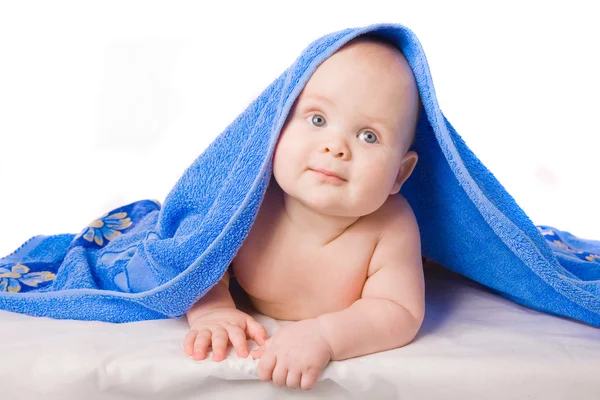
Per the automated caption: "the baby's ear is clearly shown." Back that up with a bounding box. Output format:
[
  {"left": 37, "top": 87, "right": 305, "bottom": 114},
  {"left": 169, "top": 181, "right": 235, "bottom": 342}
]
[{"left": 390, "top": 151, "right": 418, "bottom": 195}]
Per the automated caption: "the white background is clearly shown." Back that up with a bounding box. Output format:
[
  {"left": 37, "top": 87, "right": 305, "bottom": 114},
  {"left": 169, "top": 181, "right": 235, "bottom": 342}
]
[{"left": 0, "top": 0, "right": 598, "bottom": 256}]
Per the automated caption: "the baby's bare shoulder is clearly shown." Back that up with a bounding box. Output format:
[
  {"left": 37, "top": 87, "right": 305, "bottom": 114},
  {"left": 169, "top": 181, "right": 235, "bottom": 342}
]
[
  {"left": 367, "top": 194, "right": 418, "bottom": 234},
  {"left": 365, "top": 194, "right": 421, "bottom": 275}
]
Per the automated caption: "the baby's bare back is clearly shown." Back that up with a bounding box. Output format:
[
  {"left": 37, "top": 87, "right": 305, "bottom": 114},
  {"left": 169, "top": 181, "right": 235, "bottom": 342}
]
[{"left": 232, "top": 184, "right": 384, "bottom": 321}]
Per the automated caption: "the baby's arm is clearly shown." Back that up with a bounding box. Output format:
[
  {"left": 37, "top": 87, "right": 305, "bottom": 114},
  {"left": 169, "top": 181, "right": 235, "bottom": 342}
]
[
  {"left": 186, "top": 270, "right": 235, "bottom": 323},
  {"left": 316, "top": 201, "right": 425, "bottom": 361}
]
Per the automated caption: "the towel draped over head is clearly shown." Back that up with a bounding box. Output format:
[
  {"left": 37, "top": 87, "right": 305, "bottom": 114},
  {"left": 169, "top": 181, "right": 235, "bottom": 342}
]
[{"left": 1, "top": 23, "right": 599, "bottom": 326}]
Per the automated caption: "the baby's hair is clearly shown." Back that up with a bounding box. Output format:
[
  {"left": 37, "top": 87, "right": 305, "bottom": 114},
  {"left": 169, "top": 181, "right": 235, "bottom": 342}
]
[{"left": 344, "top": 33, "right": 422, "bottom": 150}]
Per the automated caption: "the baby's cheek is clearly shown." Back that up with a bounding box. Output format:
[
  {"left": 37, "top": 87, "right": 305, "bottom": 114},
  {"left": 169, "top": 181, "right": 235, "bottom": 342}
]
[
  {"left": 272, "top": 149, "right": 303, "bottom": 197},
  {"left": 274, "top": 141, "right": 307, "bottom": 179},
  {"left": 272, "top": 145, "right": 289, "bottom": 177},
  {"left": 356, "top": 175, "right": 394, "bottom": 211}
]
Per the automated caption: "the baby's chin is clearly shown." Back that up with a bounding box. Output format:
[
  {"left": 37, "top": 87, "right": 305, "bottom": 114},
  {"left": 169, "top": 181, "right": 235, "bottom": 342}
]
[
  {"left": 277, "top": 178, "right": 383, "bottom": 217},
  {"left": 297, "top": 195, "right": 375, "bottom": 218}
]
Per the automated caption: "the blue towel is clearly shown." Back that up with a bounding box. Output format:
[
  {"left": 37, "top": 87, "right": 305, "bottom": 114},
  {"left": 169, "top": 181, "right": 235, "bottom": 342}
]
[{"left": 1, "top": 23, "right": 599, "bottom": 326}]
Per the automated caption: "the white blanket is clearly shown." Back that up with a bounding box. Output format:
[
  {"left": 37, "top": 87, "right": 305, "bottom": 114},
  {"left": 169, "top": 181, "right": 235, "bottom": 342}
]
[{"left": 3, "top": 263, "right": 599, "bottom": 399}]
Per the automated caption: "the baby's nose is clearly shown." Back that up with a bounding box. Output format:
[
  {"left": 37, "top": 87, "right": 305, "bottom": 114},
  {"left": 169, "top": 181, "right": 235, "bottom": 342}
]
[
  {"left": 324, "top": 144, "right": 349, "bottom": 159},
  {"left": 322, "top": 137, "right": 350, "bottom": 159}
]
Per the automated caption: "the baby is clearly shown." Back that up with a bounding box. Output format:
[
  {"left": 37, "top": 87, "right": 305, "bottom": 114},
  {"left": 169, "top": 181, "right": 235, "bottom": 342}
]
[{"left": 183, "top": 35, "right": 425, "bottom": 390}]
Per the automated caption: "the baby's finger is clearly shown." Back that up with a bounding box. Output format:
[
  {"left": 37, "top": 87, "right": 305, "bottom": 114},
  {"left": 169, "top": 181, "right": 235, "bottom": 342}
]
[
  {"left": 286, "top": 369, "right": 302, "bottom": 389},
  {"left": 271, "top": 360, "right": 288, "bottom": 388},
  {"left": 210, "top": 326, "right": 229, "bottom": 362},
  {"left": 257, "top": 353, "right": 277, "bottom": 382},
  {"left": 224, "top": 324, "right": 249, "bottom": 358},
  {"left": 300, "top": 370, "right": 319, "bottom": 390},
  {"left": 246, "top": 318, "right": 267, "bottom": 345},
  {"left": 184, "top": 330, "right": 198, "bottom": 356},
  {"left": 192, "top": 329, "right": 212, "bottom": 361},
  {"left": 250, "top": 345, "right": 264, "bottom": 360}
]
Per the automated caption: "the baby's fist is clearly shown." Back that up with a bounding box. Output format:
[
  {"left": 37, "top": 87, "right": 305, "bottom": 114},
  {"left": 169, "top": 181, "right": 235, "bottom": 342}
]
[{"left": 251, "top": 319, "right": 333, "bottom": 390}]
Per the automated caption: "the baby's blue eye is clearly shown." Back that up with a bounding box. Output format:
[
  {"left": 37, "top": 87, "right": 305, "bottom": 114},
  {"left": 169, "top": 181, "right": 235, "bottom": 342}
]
[
  {"left": 358, "top": 130, "right": 378, "bottom": 144},
  {"left": 308, "top": 114, "right": 326, "bottom": 127}
]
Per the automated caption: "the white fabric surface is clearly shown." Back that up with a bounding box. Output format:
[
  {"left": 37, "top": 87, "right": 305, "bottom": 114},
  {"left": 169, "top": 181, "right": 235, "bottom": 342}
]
[{"left": 3, "top": 263, "right": 599, "bottom": 399}]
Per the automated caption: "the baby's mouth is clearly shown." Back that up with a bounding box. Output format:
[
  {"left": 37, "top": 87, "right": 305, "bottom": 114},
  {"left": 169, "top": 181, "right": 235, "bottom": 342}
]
[{"left": 309, "top": 168, "right": 347, "bottom": 183}]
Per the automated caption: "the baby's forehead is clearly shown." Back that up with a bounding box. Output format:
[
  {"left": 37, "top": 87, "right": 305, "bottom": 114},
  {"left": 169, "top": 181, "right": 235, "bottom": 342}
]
[
  {"left": 304, "top": 38, "right": 416, "bottom": 99},
  {"left": 313, "top": 39, "right": 415, "bottom": 92}
]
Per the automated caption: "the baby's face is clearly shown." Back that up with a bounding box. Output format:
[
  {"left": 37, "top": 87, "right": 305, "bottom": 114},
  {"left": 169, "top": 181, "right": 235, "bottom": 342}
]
[{"left": 272, "top": 40, "right": 420, "bottom": 217}]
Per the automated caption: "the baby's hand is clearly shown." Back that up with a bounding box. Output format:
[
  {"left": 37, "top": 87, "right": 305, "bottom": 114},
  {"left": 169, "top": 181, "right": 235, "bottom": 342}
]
[
  {"left": 184, "top": 307, "right": 267, "bottom": 362},
  {"left": 250, "top": 319, "right": 333, "bottom": 390}
]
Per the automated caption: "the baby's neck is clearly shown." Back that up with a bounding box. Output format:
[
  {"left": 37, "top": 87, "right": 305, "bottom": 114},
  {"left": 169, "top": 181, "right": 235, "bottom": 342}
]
[{"left": 270, "top": 182, "right": 360, "bottom": 246}]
